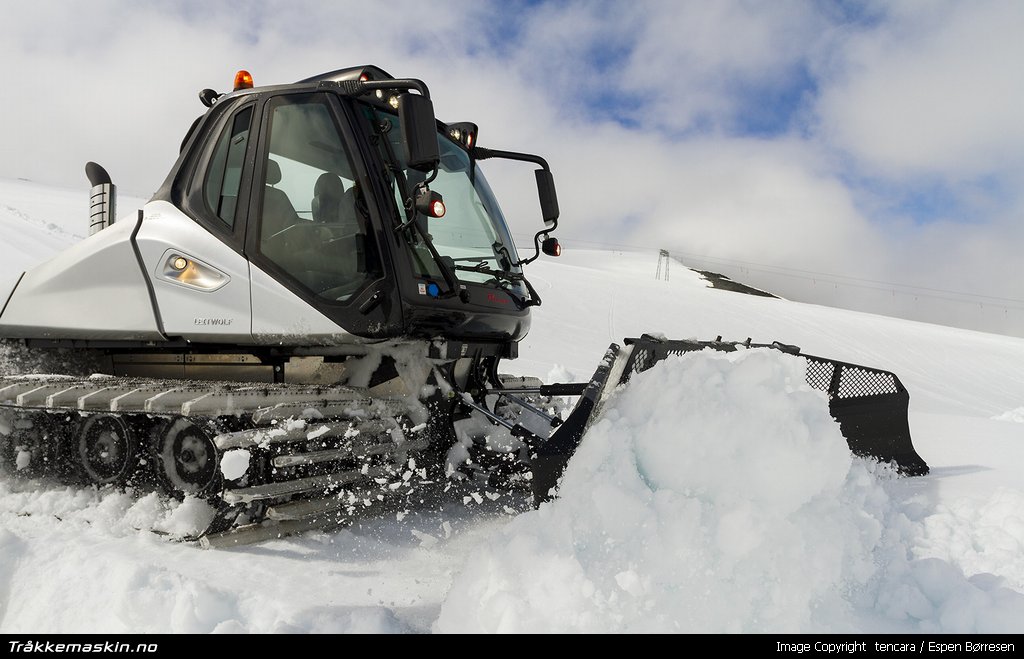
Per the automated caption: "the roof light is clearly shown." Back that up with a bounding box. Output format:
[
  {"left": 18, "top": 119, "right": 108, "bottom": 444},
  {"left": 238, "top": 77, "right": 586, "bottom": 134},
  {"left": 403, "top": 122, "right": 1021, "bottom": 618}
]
[
  {"left": 542, "top": 236, "right": 561, "bottom": 257},
  {"left": 359, "top": 71, "right": 371, "bottom": 82},
  {"left": 446, "top": 122, "right": 478, "bottom": 150},
  {"left": 233, "top": 70, "right": 254, "bottom": 91},
  {"left": 415, "top": 188, "right": 446, "bottom": 218},
  {"left": 199, "top": 88, "right": 221, "bottom": 108},
  {"left": 388, "top": 95, "right": 400, "bottom": 109}
]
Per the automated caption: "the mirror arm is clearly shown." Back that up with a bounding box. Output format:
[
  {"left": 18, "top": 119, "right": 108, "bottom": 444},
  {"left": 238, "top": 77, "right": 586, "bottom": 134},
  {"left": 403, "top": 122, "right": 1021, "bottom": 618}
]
[
  {"left": 516, "top": 229, "right": 552, "bottom": 268},
  {"left": 474, "top": 147, "right": 549, "bottom": 171},
  {"left": 475, "top": 148, "right": 560, "bottom": 267}
]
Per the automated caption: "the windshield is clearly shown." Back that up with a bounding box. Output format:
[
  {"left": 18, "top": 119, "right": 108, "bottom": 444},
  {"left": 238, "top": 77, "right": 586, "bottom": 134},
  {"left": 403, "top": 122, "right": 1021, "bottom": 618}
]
[{"left": 370, "top": 108, "right": 523, "bottom": 287}]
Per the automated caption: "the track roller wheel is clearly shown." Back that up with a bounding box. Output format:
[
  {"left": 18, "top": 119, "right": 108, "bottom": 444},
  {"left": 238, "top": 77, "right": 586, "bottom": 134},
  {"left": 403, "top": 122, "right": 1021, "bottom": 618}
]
[
  {"left": 152, "top": 418, "right": 221, "bottom": 497},
  {"left": 0, "top": 413, "right": 59, "bottom": 476},
  {"left": 75, "top": 414, "right": 137, "bottom": 485}
]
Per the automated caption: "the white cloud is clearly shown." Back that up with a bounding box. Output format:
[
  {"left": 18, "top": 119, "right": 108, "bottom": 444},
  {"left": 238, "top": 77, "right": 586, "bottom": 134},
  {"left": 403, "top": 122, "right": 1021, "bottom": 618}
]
[
  {"left": 617, "top": 0, "right": 829, "bottom": 133},
  {"left": 814, "top": 0, "right": 1024, "bottom": 179}
]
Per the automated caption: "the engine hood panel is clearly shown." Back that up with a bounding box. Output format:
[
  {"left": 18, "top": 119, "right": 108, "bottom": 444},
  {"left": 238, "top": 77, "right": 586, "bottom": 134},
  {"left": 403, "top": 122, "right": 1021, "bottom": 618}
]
[{"left": 0, "top": 216, "right": 162, "bottom": 341}]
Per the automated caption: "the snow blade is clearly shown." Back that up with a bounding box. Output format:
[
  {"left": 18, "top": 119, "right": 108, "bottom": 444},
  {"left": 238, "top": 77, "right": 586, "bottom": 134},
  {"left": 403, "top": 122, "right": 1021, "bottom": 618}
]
[
  {"left": 532, "top": 334, "right": 928, "bottom": 505},
  {"left": 532, "top": 344, "right": 622, "bottom": 505}
]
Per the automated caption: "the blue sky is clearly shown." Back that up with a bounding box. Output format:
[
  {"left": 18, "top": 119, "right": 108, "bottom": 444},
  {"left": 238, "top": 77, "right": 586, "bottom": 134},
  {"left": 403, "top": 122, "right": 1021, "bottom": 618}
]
[{"left": 0, "top": 0, "right": 1021, "bottom": 335}]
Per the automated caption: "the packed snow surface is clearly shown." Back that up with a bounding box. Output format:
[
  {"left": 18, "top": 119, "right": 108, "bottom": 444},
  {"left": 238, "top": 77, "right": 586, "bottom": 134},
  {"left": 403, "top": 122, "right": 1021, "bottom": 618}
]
[{"left": 0, "top": 177, "right": 1022, "bottom": 633}]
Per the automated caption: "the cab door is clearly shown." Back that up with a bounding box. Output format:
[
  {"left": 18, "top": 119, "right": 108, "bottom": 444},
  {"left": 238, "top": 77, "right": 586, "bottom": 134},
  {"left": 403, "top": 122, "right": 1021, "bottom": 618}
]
[{"left": 243, "top": 92, "right": 401, "bottom": 342}]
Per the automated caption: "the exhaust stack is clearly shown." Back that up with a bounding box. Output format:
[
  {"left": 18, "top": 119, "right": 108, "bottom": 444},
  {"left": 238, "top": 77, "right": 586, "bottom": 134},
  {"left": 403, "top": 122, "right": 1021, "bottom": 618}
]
[{"left": 85, "top": 162, "right": 117, "bottom": 236}]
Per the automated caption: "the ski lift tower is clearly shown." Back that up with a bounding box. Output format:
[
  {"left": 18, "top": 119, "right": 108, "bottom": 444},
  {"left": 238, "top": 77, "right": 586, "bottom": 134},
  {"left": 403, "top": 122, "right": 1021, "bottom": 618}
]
[{"left": 656, "top": 249, "right": 670, "bottom": 281}]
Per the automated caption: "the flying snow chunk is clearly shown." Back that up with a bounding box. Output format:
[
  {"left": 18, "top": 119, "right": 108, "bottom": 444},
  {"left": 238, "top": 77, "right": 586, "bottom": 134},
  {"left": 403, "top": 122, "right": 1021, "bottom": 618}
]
[{"left": 220, "top": 449, "right": 251, "bottom": 480}]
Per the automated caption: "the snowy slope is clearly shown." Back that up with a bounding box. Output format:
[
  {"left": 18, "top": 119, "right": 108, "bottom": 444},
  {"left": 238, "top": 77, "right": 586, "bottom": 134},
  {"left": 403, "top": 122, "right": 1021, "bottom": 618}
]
[{"left": 0, "top": 177, "right": 1022, "bottom": 633}]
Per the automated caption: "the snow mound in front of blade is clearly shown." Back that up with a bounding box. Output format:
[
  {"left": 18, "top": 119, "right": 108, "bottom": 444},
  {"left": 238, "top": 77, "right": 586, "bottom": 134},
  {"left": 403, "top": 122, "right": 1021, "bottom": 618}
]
[
  {"left": 438, "top": 349, "right": 863, "bottom": 632},
  {"left": 437, "top": 349, "right": 1024, "bottom": 632}
]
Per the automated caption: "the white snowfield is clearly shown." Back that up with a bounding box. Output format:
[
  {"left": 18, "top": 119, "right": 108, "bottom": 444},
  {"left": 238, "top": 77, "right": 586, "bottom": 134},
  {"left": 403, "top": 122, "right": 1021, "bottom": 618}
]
[{"left": 0, "top": 177, "right": 1022, "bottom": 633}]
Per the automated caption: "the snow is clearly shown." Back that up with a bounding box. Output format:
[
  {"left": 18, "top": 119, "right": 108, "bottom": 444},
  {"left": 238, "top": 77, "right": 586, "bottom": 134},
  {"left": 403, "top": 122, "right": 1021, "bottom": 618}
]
[
  {"left": 219, "top": 450, "right": 251, "bottom": 481},
  {"left": 13, "top": 451, "right": 31, "bottom": 471},
  {"left": 437, "top": 350, "right": 1024, "bottom": 632},
  {"left": 1, "top": 177, "right": 1023, "bottom": 633}
]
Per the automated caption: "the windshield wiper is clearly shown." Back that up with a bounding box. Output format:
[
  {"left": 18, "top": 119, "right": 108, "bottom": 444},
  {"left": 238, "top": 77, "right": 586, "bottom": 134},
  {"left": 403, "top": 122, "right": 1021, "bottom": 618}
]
[
  {"left": 450, "top": 256, "right": 503, "bottom": 270},
  {"left": 369, "top": 115, "right": 463, "bottom": 300},
  {"left": 452, "top": 263, "right": 542, "bottom": 309}
]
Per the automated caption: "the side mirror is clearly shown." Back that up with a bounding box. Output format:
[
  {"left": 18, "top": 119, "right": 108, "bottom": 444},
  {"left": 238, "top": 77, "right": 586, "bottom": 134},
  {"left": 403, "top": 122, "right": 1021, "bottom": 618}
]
[
  {"left": 399, "top": 93, "right": 440, "bottom": 172},
  {"left": 535, "top": 169, "right": 559, "bottom": 227}
]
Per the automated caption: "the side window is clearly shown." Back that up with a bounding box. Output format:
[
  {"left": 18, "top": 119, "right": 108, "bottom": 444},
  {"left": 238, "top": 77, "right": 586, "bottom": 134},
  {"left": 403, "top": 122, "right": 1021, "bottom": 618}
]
[
  {"left": 204, "top": 105, "right": 253, "bottom": 228},
  {"left": 258, "top": 94, "right": 381, "bottom": 302}
]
